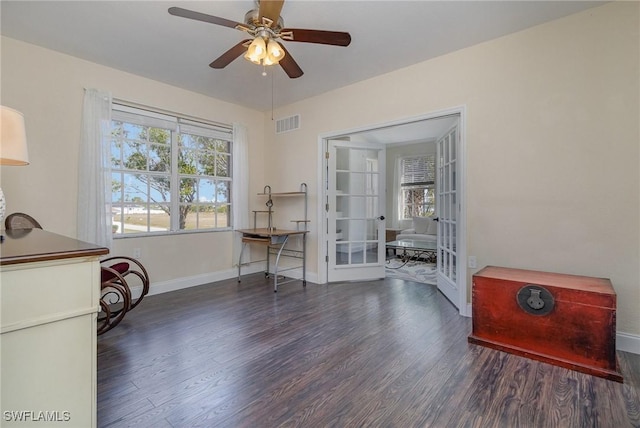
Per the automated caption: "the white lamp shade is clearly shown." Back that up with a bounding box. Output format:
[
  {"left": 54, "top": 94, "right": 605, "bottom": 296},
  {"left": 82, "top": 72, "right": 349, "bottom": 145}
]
[{"left": 1, "top": 106, "right": 29, "bottom": 165}]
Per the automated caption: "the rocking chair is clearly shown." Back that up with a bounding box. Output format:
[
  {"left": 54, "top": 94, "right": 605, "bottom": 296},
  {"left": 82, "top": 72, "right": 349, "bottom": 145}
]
[
  {"left": 4, "top": 212, "right": 150, "bottom": 335},
  {"left": 97, "top": 256, "right": 150, "bottom": 335}
]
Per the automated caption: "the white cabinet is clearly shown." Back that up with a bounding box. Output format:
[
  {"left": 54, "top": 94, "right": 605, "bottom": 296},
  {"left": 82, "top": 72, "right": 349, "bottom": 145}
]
[{"left": 0, "top": 228, "right": 108, "bottom": 428}]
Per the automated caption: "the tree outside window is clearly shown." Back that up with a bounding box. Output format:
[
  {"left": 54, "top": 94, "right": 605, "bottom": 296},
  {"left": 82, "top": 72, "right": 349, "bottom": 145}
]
[{"left": 110, "top": 105, "right": 232, "bottom": 236}]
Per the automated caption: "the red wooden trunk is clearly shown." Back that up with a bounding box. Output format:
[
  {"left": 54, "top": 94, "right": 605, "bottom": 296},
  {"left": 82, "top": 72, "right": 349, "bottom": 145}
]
[{"left": 468, "top": 266, "right": 622, "bottom": 382}]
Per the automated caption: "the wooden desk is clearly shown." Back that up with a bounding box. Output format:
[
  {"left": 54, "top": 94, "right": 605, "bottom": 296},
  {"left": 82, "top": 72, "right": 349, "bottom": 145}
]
[
  {"left": 0, "top": 228, "right": 108, "bottom": 427},
  {"left": 236, "top": 228, "right": 308, "bottom": 292}
]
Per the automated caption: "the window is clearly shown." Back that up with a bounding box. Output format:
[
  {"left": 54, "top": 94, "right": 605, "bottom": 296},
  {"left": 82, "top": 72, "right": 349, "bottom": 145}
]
[
  {"left": 400, "top": 155, "right": 435, "bottom": 219},
  {"left": 110, "top": 104, "right": 232, "bottom": 236}
]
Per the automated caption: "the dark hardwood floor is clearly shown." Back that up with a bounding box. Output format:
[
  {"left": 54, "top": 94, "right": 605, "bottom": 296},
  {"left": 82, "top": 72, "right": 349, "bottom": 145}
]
[{"left": 97, "top": 274, "right": 640, "bottom": 427}]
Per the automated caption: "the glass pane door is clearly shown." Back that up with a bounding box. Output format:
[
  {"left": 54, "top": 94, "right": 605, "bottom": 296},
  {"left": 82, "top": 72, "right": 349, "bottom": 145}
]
[
  {"left": 436, "top": 126, "right": 460, "bottom": 307},
  {"left": 328, "top": 141, "right": 385, "bottom": 282}
]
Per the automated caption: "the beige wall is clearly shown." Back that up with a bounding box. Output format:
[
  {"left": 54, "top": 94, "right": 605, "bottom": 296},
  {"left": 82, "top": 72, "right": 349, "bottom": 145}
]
[
  {"left": 0, "top": 37, "right": 266, "bottom": 286},
  {"left": 264, "top": 3, "right": 640, "bottom": 335},
  {"left": 1, "top": 2, "right": 638, "bottom": 336}
]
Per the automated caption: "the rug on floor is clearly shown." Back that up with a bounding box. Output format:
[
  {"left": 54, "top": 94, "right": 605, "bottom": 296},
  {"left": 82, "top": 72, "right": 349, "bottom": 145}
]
[{"left": 385, "top": 258, "right": 436, "bottom": 285}]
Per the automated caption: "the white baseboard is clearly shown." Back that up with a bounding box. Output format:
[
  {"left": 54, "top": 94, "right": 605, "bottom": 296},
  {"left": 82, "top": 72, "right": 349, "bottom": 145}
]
[
  {"left": 617, "top": 331, "right": 640, "bottom": 355},
  {"left": 147, "top": 265, "right": 263, "bottom": 296},
  {"left": 464, "top": 303, "right": 472, "bottom": 318},
  {"left": 267, "top": 267, "right": 319, "bottom": 285},
  {"left": 132, "top": 266, "right": 319, "bottom": 299}
]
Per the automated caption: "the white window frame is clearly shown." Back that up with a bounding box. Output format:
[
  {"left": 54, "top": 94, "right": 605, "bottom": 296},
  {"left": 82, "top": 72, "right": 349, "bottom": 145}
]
[
  {"left": 398, "top": 154, "right": 436, "bottom": 220},
  {"left": 110, "top": 103, "right": 233, "bottom": 237}
]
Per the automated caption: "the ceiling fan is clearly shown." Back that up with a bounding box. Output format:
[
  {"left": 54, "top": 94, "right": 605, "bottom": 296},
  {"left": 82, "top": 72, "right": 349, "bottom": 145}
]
[{"left": 168, "top": 0, "right": 351, "bottom": 78}]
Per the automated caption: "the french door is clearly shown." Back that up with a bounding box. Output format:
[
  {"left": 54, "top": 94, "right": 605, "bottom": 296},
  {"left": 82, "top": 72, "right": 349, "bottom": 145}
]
[
  {"left": 326, "top": 140, "right": 386, "bottom": 282},
  {"left": 436, "top": 126, "right": 460, "bottom": 308}
]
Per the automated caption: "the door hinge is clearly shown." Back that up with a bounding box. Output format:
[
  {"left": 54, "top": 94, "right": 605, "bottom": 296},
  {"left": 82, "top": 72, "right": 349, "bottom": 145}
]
[
  {"left": 325, "top": 152, "right": 330, "bottom": 159},
  {"left": 325, "top": 203, "right": 329, "bottom": 212},
  {"left": 326, "top": 255, "right": 329, "bottom": 262}
]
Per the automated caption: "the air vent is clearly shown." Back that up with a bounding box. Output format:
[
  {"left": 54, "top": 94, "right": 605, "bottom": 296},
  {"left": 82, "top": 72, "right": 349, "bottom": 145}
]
[{"left": 275, "top": 114, "right": 301, "bottom": 134}]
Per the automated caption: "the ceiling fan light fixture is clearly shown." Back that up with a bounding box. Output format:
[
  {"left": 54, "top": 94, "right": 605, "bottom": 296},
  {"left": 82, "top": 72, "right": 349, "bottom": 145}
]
[
  {"left": 246, "top": 36, "right": 267, "bottom": 62},
  {"left": 244, "top": 51, "right": 262, "bottom": 65},
  {"left": 267, "top": 39, "right": 285, "bottom": 62},
  {"left": 262, "top": 55, "right": 277, "bottom": 66},
  {"left": 245, "top": 36, "right": 285, "bottom": 66}
]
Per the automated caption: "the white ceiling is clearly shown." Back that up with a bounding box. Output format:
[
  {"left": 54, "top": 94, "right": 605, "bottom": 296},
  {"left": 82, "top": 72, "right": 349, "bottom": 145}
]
[{"left": 1, "top": 1, "right": 604, "bottom": 114}]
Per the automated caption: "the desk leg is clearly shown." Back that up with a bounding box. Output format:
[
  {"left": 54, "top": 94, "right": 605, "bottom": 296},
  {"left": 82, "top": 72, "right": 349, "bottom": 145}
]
[
  {"left": 266, "top": 244, "right": 270, "bottom": 278},
  {"left": 302, "top": 234, "right": 307, "bottom": 286},
  {"left": 272, "top": 235, "right": 289, "bottom": 292},
  {"left": 238, "top": 242, "right": 247, "bottom": 282}
]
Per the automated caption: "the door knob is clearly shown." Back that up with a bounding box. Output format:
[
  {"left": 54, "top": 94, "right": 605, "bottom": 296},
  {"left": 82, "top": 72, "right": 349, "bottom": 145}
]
[{"left": 377, "top": 215, "right": 385, "bottom": 221}]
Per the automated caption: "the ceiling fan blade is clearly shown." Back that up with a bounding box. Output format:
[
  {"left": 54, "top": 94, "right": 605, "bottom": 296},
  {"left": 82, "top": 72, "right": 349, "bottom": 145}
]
[
  {"left": 278, "top": 44, "right": 303, "bottom": 78},
  {"left": 168, "top": 7, "right": 243, "bottom": 29},
  {"left": 259, "top": 0, "right": 285, "bottom": 27},
  {"left": 281, "top": 28, "right": 351, "bottom": 47},
  {"left": 209, "top": 40, "right": 251, "bottom": 69}
]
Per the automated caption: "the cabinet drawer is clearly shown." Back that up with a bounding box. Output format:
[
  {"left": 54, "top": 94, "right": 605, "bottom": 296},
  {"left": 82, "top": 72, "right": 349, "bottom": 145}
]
[{"left": 1, "top": 258, "right": 100, "bottom": 330}]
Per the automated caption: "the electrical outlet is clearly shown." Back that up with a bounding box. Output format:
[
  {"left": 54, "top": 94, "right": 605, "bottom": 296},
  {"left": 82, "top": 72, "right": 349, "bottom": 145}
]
[
  {"left": 468, "top": 256, "right": 477, "bottom": 269},
  {"left": 133, "top": 248, "right": 141, "bottom": 259}
]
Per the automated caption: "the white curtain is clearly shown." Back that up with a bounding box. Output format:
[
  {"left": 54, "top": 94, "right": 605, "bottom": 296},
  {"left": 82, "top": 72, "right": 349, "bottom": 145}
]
[
  {"left": 77, "top": 88, "right": 113, "bottom": 248},
  {"left": 232, "top": 123, "right": 250, "bottom": 265}
]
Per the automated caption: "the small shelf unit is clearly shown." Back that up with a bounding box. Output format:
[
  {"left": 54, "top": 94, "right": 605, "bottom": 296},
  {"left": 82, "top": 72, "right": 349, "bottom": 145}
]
[{"left": 237, "top": 183, "right": 308, "bottom": 292}]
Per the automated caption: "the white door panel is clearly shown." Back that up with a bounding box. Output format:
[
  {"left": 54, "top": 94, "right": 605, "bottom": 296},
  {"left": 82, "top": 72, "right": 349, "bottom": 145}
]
[
  {"left": 327, "top": 141, "right": 386, "bottom": 282},
  {"left": 436, "top": 126, "right": 460, "bottom": 307}
]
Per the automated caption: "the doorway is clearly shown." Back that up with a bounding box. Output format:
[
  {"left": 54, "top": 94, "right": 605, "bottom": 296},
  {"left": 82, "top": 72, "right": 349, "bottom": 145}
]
[{"left": 317, "top": 107, "right": 469, "bottom": 317}]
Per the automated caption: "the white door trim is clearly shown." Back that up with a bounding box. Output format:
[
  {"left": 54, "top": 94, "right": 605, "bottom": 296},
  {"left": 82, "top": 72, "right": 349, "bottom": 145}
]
[{"left": 316, "top": 106, "right": 469, "bottom": 317}]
